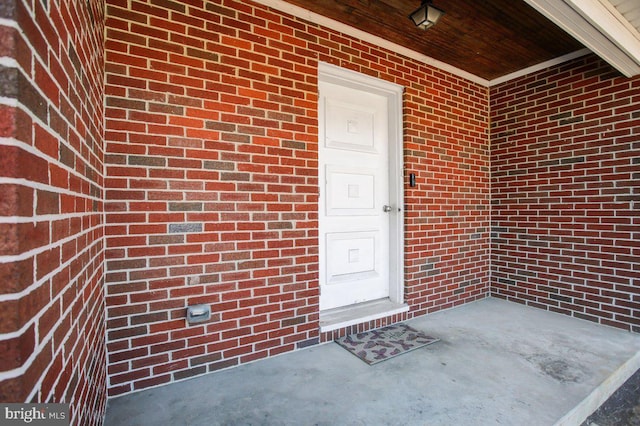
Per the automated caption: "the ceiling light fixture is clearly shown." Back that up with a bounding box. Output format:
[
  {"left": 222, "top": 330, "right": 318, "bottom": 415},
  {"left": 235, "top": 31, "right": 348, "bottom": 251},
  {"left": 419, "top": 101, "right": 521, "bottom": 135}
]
[{"left": 409, "top": 0, "right": 445, "bottom": 30}]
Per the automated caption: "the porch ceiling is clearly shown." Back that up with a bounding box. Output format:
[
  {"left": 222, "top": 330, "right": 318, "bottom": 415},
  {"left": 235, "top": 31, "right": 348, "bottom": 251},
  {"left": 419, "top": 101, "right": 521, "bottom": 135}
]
[{"left": 259, "top": 0, "right": 640, "bottom": 85}]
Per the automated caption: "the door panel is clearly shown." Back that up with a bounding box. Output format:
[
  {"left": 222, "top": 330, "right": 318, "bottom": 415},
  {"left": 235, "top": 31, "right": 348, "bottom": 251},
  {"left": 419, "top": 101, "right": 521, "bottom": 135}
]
[
  {"left": 319, "top": 81, "right": 390, "bottom": 311},
  {"left": 324, "top": 99, "right": 376, "bottom": 152},
  {"left": 326, "top": 166, "right": 376, "bottom": 215},
  {"left": 326, "top": 231, "right": 378, "bottom": 283}
]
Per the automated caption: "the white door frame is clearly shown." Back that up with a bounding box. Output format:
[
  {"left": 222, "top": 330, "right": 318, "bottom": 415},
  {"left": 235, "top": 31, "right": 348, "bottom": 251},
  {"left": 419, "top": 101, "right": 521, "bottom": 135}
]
[{"left": 318, "top": 62, "right": 404, "bottom": 308}]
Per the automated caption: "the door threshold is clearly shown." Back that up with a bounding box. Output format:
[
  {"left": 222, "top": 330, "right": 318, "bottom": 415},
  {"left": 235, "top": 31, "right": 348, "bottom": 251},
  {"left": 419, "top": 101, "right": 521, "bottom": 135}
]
[{"left": 319, "top": 299, "right": 409, "bottom": 333}]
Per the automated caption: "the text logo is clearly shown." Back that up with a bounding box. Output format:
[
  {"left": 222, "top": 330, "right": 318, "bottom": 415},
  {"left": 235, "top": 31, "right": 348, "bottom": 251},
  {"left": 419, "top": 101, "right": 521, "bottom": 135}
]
[{"left": 0, "top": 404, "right": 69, "bottom": 425}]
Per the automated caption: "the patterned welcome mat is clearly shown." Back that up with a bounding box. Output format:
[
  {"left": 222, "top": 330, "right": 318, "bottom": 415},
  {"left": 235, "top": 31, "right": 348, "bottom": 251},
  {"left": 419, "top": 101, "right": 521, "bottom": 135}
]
[{"left": 336, "top": 323, "right": 439, "bottom": 365}]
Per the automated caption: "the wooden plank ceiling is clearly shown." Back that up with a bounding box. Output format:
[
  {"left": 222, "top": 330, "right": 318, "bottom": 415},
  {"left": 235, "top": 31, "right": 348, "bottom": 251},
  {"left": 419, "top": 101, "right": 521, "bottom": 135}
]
[{"left": 278, "top": 0, "right": 585, "bottom": 81}]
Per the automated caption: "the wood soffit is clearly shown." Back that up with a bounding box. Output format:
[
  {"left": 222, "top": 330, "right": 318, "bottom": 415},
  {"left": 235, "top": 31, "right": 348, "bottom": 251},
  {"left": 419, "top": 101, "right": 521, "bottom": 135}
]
[{"left": 275, "top": 0, "right": 586, "bottom": 82}]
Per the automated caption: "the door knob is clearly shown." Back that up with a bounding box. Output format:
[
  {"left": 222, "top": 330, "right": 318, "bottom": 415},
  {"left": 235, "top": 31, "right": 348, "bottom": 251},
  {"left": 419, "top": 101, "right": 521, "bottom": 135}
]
[{"left": 383, "top": 205, "right": 393, "bottom": 213}]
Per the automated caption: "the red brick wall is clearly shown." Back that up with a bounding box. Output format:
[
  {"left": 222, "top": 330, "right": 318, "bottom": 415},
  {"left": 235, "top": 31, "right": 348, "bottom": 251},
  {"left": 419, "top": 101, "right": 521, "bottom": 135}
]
[
  {"left": 491, "top": 54, "right": 640, "bottom": 331},
  {"left": 104, "top": 0, "right": 490, "bottom": 396},
  {"left": 0, "top": 0, "right": 106, "bottom": 424},
  {"left": 403, "top": 63, "right": 490, "bottom": 318}
]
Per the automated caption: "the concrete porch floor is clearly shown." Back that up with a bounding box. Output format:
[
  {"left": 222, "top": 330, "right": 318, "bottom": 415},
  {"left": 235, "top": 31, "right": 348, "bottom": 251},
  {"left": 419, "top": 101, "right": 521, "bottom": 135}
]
[{"left": 104, "top": 298, "right": 640, "bottom": 425}]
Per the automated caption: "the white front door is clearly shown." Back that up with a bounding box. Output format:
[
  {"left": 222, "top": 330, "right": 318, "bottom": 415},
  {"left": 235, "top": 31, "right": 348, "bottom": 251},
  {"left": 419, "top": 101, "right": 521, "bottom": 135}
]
[{"left": 318, "top": 78, "right": 392, "bottom": 311}]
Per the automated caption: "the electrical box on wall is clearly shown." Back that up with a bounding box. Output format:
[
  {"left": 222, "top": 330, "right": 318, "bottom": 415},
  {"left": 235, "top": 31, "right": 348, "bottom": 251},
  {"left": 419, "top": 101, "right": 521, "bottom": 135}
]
[{"left": 186, "top": 304, "right": 211, "bottom": 324}]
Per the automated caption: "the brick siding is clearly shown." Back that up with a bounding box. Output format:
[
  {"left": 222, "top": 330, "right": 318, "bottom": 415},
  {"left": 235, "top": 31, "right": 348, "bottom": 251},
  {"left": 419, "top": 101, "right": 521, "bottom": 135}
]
[
  {"left": 491, "top": 55, "right": 640, "bottom": 332},
  {"left": 6, "top": 0, "right": 635, "bottom": 410},
  {"left": 0, "top": 0, "right": 107, "bottom": 424},
  {"left": 104, "top": 0, "right": 490, "bottom": 395}
]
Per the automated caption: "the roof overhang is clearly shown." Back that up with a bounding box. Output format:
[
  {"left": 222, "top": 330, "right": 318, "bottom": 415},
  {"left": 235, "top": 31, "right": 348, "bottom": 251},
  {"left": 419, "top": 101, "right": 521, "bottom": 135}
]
[{"left": 525, "top": 0, "right": 640, "bottom": 78}]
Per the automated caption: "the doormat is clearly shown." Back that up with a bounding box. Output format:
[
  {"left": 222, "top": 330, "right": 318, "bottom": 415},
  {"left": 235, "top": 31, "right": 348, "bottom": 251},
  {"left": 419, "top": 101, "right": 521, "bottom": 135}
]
[{"left": 335, "top": 323, "right": 439, "bottom": 365}]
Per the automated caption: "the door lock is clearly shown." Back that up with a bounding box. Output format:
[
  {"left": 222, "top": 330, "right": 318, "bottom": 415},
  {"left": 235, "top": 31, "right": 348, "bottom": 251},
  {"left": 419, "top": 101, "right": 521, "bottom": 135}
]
[{"left": 383, "top": 205, "right": 393, "bottom": 213}]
